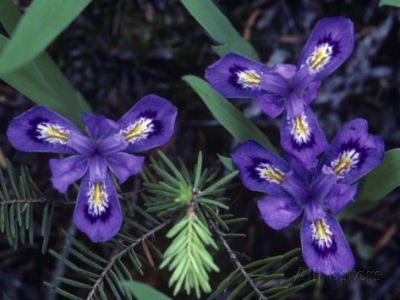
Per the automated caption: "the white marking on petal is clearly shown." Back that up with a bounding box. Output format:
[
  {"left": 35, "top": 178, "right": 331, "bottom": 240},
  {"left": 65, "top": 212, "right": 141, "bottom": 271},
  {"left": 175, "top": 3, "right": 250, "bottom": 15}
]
[
  {"left": 87, "top": 182, "right": 109, "bottom": 216},
  {"left": 311, "top": 218, "right": 333, "bottom": 249},
  {"left": 121, "top": 117, "right": 154, "bottom": 144},
  {"left": 330, "top": 149, "right": 359, "bottom": 178},
  {"left": 37, "top": 123, "right": 70, "bottom": 144},
  {"left": 237, "top": 70, "right": 261, "bottom": 89},
  {"left": 255, "top": 163, "right": 285, "bottom": 184},
  {"left": 290, "top": 113, "right": 311, "bottom": 144},
  {"left": 306, "top": 43, "right": 333, "bottom": 72}
]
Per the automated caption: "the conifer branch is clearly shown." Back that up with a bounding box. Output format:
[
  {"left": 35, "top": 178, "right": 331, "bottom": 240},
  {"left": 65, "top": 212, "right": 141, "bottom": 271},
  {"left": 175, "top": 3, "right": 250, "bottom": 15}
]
[
  {"left": 207, "top": 215, "right": 267, "bottom": 300},
  {"left": 86, "top": 218, "right": 172, "bottom": 300}
]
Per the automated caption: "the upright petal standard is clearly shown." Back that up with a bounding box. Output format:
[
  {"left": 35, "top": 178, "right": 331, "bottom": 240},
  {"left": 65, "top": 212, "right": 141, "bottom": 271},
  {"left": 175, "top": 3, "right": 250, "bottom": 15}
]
[
  {"left": 7, "top": 95, "right": 177, "bottom": 242},
  {"left": 232, "top": 119, "right": 384, "bottom": 276}
]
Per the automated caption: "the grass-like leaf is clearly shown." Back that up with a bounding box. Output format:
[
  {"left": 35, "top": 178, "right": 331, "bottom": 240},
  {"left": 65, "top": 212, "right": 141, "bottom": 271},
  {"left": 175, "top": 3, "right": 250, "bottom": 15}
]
[
  {"left": 122, "top": 280, "right": 172, "bottom": 300},
  {"left": 183, "top": 75, "right": 277, "bottom": 154},
  {"left": 380, "top": 0, "right": 400, "bottom": 7},
  {"left": 180, "top": 0, "right": 260, "bottom": 61},
  {"left": 0, "top": 0, "right": 91, "bottom": 74}
]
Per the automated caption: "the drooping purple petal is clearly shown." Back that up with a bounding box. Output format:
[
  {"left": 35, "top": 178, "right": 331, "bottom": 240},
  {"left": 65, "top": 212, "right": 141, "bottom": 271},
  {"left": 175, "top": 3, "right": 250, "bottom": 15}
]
[
  {"left": 49, "top": 155, "right": 88, "bottom": 193},
  {"left": 257, "top": 195, "right": 302, "bottom": 230},
  {"left": 298, "top": 17, "right": 354, "bottom": 79},
  {"left": 285, "top": 154, "right": 318, "bottom": 183},
  {"left": 73, "top": 172, "right": 122, "bottom": 243},
  {"left": 205, "top": 53, "right": 269, "bottom": 99},
  {"left": 231, "top": 141, "right": 289, "bottom": 196},
  {"left": 271, "top": 63, "right": 297, "bottom": 80},
  {"left": 7, "top": 106, "right": 81, "bottom": 154},
  {"left": 107, "top": 152, "right": 145, "bottom": 184},
  {"left": 281, "top": 106, "right": 328, "bottom": 166},
  {"left": 66, "top": 131, "right": 96, "bottom": 156},
  {"left": 311, "top": 170, "right": 337, "bottom": 201},
  {"left": 292, "top": 66, "right": 315, "bottom": 92},
  {"left": 324, "top": 183, "right": 358, "bottom": 214},
  {"left": 304, "top": 199, "right": 326, "bottom": 221},
  {"left": 88, "top": 155, "right": 108, "bottom": 183},
  {"left": 97, "top": 134, "right": 128, "bottom": 157},
  {"left": 117, "top": 95, "right": 177, "bottom": 153},
  {"left": 260, "top": 72, "right": 290, "bottom": 95},
  {"left": 256, "top": 94, "right": 284, "bottom": 119},
  {"left": 320, "top": 118, "right": 384, "bottom": 184},
  {"left": 82, "top": 113, "right": 118, "bottom": 140},
  {"left": 301, "top": 215, "right": 354, "bottom": 276},
  {"left": 285, "top": 93, "right": 304, "bottom": 118},
  {"left": 304, "top": 81, "right": 321, "bottom": 105},
  {"left": 282, "top": 171, "right": 308, "bottom": 204}
]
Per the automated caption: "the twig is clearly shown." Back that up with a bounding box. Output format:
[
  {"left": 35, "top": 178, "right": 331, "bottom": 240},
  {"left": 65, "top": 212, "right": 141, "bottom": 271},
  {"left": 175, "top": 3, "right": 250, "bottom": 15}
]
[
  {"left": 0, "top": 198, "right": 76, "bottom": 205},
  {"left": 86, "top": 218, "right": 172, "bottom": 300},
  {"left": 0, "top": 198, "right": 47, "bottom": 205},
  {"left": 119, "top": 188, "right": 146, "bottom": 200},
  {"left": 243, "top": 9, "right": 262, "bottom": 40},
  {"left": 142, "top": 240, "right": 155, "bottom": 266},
  {"left": 206, "top": 214, "right": 267, "bottom": 300}
]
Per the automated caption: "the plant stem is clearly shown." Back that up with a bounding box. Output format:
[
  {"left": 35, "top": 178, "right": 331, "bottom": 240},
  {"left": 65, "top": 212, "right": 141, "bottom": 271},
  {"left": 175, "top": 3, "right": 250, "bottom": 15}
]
[{"left": 206, "top": 215, "right": 267, "bottom": 300}]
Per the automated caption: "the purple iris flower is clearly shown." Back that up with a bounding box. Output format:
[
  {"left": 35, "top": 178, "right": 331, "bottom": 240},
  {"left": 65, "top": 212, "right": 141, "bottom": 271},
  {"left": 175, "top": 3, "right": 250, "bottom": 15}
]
[
  {"left": 205, "top": 17, "right": 354, "bottom": 165},
  {"left": 232, "top": 119, "right": 384, "bottom": 276},
  {"left": 7, "top": 95, "right": 177, "bottom": 242}
]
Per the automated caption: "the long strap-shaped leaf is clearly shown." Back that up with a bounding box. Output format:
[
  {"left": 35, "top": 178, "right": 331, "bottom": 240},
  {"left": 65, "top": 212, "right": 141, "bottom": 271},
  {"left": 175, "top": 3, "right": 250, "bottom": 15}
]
[
  {"left": 183, "top": 75, "right": 277, "bottom": 154},
  {"left": 122, "top": 280, "right": 172, "bottom": 300},
  {"left": 0, "top": 0, "right": 90, "bottom": 74},
  {"left": 379, "top": 0, "right": 400, "bottom": 7},
  {"left": 0, "top": 0, "right": 92, "bottom": 126},
  {"left": 180, "top": 0, "right": 260, "bottom": 61}
]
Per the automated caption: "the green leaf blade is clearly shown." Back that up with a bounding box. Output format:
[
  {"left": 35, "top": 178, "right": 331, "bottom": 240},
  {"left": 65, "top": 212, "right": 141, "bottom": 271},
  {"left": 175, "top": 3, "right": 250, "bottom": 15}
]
[
  {"left": 183, "top": 75, "right": 277, "bottom": 154},
  {"left": 122, "top": 280, "right": 172, "bottom": 300},
  {"left": 180, "top": 0, "right": 259, "bottom": 61},
  {"left": 0, "top": 0, "right": 91, "bottom": 74},
  {"left": 379, "top": 0, "right": 400, "bottom": 7}
]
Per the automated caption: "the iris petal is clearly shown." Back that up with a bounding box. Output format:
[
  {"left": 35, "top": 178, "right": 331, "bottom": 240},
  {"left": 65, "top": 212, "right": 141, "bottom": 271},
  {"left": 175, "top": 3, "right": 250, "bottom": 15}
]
[
  {"left": 107, "top": 152, "right": 145, "bottom": 184},
  {"left": 67, "top": 131, "right": 96, "bottom": 156},
  {"left": 98, "top": 134, "right": 128, "bottom": 157},
  {"left": 82, "top": 113, "right": 118, "bottom": 140},
  {"left": 117, "top": 95, "right": 177, "bottom": 153},
  {"left": 301, "top": 214, "right": 354, "bottom": 276},
  {"left": 73, "top": 173, "right": 122, "bottom": 242},
  {"left": 298, "top": 17, "right": 354, "bottom": 79},
  {"left": 324, "top": 183, "right": 358, "bottom": 214},
  {"left": 320, "top": 118, "right": 384, "bottom": 184},
  {"left": 49, "top": 155, "right": 88, "bottom": 193},
  {"left": 282, "top": 171, "right": 308, "bottom": 203},
  {"left": 88, "top": 155, "right": 108, "bottom": 182},
  {"left": 7, "top": 106, "right": 82, "bottom": 154},
  {"left": 285, "top": 93, "right": 304, "bottom": 118},
  {"left": 281, "top": 106, "right": 328, "bottom": 166},
  {"left": 205, "top": 53, "right": 269, "bottom": 99},
  {"left": 260, "top": 72, "right": 290, "bottom": 95},
  {"left": 231, "top": 140, "right": 289, "bottom": 196},
  {"left": 258, "top": 196, "right": 302, "bottom": 230},
  {"left": 256, "top": 94, "right": 284, "bottom": 119}
]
